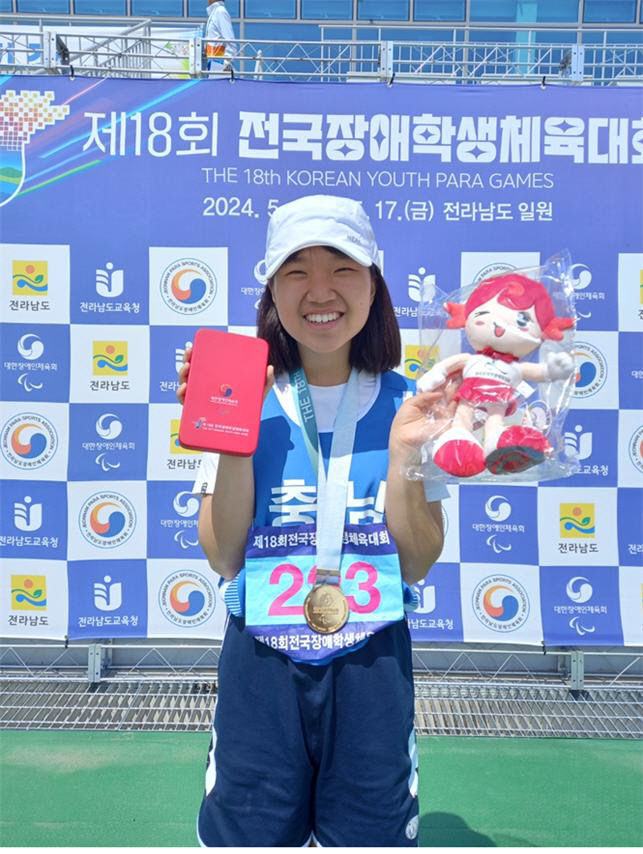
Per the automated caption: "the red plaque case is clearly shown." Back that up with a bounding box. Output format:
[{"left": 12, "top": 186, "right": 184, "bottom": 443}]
[{"left": 179, "top": 328, "right": 269, "bottom": 456}]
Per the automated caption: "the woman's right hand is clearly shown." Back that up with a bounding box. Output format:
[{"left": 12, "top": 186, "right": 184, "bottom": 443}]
[{"left": 176, "top": 343, "right": 276, "bottom": 407}]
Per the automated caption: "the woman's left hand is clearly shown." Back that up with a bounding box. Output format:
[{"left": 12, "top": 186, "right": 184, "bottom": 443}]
[{"left": 389, "top": 388, "right": 457, "bottom": 457}]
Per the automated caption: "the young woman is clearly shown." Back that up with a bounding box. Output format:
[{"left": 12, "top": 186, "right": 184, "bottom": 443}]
[{"left": 177, "top": 194, "right": 448, "bottom": 847}]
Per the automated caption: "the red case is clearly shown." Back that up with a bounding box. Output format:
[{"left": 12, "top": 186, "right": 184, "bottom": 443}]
[{"left": 179, "top": 328, "right": 269, "bottom": 456}]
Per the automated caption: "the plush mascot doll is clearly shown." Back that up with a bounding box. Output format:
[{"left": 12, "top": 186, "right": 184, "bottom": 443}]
[{"left": 417, "top": 273, "right": 575, "bottom": 477}]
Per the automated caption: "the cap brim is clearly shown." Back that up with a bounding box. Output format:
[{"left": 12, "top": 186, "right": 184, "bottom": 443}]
[{"left": 263, "top": 239, "right": 373, "bottom": 281}]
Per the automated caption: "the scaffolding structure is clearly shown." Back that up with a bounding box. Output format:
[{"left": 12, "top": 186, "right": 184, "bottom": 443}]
[{"left": 1, "top": 14, "right": 643, "bottom": 83}]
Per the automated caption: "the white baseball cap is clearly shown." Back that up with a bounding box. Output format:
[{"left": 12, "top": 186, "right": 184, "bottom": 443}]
[{"left": 254, "top": 194, "right": 380, "bottom": 284}]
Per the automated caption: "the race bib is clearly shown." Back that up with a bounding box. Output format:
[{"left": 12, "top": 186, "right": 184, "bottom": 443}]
[{"left": 244, "top": 522, "right": 404, "bottom": 663}]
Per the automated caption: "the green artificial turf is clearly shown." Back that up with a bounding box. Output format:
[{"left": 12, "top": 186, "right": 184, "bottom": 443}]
[{"left": 0, "top": 730, "right": 641, "bottom": 847}]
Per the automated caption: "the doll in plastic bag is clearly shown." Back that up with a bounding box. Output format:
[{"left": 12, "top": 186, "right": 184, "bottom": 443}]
[{"left": 417, "top": 255, "right": 576, "bottom": 479}]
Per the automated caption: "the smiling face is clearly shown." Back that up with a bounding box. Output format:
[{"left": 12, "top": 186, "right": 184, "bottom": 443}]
[
  {"left": 465, "top": 294, "right": 544, "bottom": 357},
  {"left": 270, "top": 245, "right": 375, "bottom": 373}
]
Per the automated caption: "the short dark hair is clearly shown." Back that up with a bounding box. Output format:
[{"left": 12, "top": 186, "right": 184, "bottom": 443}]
[{"left": 256, "top": 265, "right": 401, "bottom": 376}]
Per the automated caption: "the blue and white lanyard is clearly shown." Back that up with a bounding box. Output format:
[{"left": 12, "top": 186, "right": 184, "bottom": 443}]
[{"left": 290, "top": 367, "right": 360, "bottom": 583}]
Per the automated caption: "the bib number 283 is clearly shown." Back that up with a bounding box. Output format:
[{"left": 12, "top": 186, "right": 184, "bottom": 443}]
[{"left": 268, "top": 562, "right": 381, "bottom": 617}]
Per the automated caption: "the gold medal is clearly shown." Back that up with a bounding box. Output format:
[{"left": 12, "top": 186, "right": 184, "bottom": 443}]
[{"left": 304, "top": 583, "right": 349, "bottom": 634}]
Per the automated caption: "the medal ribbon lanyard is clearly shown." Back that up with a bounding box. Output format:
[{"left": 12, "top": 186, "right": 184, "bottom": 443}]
[{"left": 291, "top": 367, "right": 360, "bottom": 585}]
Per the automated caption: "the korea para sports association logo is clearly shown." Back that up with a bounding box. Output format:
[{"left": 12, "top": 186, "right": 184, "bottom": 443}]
[
  {"left": 159, "top": 570, "right": 217, "bottom": 627},
  {"left": 160, "top": 258, "right": 217, "bottom": 315},
  {"left": 1, "top": 412, "right": 58, "bottom": 469},
  {"left": 628, "top": 425, "right": 643, "bottom": 475},
  {"left": 472, "top": 261, "right": 517, "bottom": 286},
  {"left": 78, "top": 491, "right": 136, "bottom": 549},
  {"left": 472, "top": 575, "right": 530, "bottom": 633},
  {"left": 573, "top": 342, "right": 608, "bottom": 399}
]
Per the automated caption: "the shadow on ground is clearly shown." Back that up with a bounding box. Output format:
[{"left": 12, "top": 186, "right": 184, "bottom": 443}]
[{"left": 420, "top": 811, "right": 535, "bottom": 847}]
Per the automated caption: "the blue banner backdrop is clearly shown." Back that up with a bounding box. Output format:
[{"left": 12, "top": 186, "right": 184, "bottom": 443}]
[{"left": 0, "top": 76, "right": 641, "bottom": 647}]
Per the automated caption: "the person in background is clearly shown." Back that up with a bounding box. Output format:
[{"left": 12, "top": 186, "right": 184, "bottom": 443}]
[{"left": 204, "top": 0, "right": 237, "bottom": 72}]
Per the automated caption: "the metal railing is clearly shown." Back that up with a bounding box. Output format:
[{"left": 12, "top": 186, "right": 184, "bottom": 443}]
[
  {"left": 1, "top": 678, "right": 641, "bottom": 737},
  {"left": 1, "top": 641, "right": 642, "bottom": 737},
  {"left": 2, "top": 641, "right": 642, "bottom": 687},
  {"left": 1, "top": 17, "right": 642, "bottom": 83}
]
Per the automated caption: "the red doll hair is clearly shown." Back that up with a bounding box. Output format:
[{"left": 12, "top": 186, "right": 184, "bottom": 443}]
[{"left": 445, "top": 273, "right": 574, "bottom": 341}]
